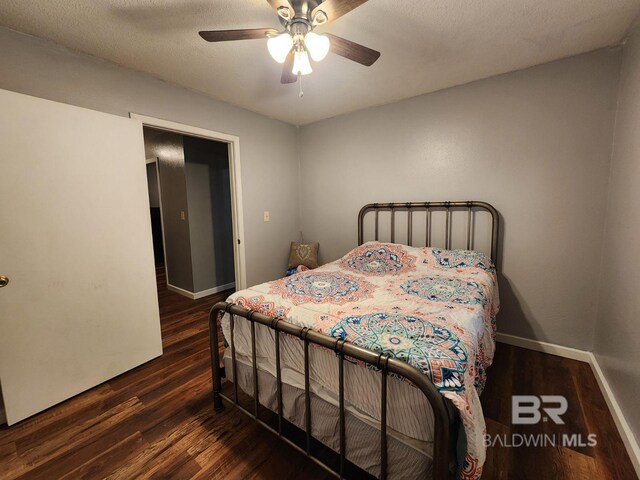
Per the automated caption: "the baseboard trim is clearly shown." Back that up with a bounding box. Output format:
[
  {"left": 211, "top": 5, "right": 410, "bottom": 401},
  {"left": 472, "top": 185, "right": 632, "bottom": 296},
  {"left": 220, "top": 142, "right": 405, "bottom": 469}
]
[
  {"left": 588, "top": 353, "right": 640, "bottom": 478},
  {"left": 166, "top": 284, "right": 195, "bottom": 299},
  {"left": 167, "top": 282, "right": 235, "bottom": 300},
  {"left": 496, "top": 332, "right": 640, "bottom": 477},
  {"left": 192, "top": 283, "right": 235, "bottom": 300},
  {"left": 495, "top": 332, "right": 591, "bottom": 362}
]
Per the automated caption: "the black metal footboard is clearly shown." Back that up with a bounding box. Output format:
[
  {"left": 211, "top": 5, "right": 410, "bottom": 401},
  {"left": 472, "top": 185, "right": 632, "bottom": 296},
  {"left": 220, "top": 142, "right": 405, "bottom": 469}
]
[{"left": 208, "top": 301, "right": 457, "bottom": 480}]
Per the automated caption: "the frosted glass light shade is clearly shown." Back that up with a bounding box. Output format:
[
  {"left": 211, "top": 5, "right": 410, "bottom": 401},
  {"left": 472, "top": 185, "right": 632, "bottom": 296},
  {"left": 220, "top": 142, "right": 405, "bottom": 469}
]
[
  {"left": 267, "top": 33, "right": 294, "bottom": 63},
  {"left": 292, "top": 50, "right": 313, "bottom": 75},
  {"left": 304, "top": 32, "right": 330, "bottom": 61}
]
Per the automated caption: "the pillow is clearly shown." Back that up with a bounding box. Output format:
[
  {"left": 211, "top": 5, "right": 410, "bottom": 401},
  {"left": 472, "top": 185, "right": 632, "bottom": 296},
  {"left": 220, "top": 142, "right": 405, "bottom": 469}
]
[{"left": 288, "top": 242, "right": 319, "bottom": 269}]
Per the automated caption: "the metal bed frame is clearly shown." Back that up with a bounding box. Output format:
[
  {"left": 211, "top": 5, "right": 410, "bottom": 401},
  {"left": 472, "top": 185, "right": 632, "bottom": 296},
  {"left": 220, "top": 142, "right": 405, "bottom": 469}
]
[
  {"left": 209, "top": 201, "right": 499, "bottom": 480},
  {"left": 357, "top": 201, "right": 499, "bottom": 265}
]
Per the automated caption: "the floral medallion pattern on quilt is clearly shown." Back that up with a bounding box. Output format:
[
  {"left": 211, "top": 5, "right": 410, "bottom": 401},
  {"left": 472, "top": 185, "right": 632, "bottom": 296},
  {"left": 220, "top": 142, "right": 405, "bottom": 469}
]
[
  {"left": 224, "top": 241, "right": 499, "bottom": 480},
  {"left": 269, "top": 271, "right": 375, "bottom": 305},
  {"left": 231, "top": 295, "right": 291, "bottom": 318},
  {"left": 399, "top": 277, "right": 488, "bottom": 307},
  {"left": 329, "top": 311, "right": 468, "bottom": 392},
  {"left": 427, "top": 248, "right": 496, "bottom": 272},
  {"left": 340, "top": 243, "right": 417, "bottom": 276}
]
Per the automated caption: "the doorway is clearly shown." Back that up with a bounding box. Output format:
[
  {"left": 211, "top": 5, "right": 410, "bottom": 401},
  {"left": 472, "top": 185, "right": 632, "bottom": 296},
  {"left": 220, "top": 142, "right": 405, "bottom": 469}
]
[
  {"left": 133, "top": 114, "right": 247, "bottom": 298},
  {"left": 146, "top": 158, "right": 164, "bottom": 264}
]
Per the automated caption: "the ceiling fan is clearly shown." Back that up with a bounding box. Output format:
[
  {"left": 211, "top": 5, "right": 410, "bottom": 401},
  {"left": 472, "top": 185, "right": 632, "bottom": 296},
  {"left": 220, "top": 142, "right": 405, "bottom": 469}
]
[{"left": 199, "top": 0, "right": 380, "bottom": 84}]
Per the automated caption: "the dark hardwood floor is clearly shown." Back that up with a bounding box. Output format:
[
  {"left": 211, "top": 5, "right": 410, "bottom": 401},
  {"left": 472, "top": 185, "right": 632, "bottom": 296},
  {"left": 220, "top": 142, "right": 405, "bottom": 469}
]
[
  {"left": 0, "top": 266, "right": 636, "bottom": 479},
  {"left": 481, "top": 345, "right": 637, "bottom": 479}
]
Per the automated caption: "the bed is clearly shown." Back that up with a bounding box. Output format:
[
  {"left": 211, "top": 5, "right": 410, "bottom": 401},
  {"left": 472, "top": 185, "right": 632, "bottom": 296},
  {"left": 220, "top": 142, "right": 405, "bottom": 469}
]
[{"left": 209, "top": 201, "right": 500, "bottom": 480}]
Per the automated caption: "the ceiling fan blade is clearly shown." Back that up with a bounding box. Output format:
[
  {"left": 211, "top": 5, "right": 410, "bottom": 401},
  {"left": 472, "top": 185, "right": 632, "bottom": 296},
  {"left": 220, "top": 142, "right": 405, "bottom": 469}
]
[
  {"left": 199, "top": 28, "right": 277, "bottom": 42},
  {"left": 312, "top": 0, "right": 369, "bottom": 24},
  {"left": 266, "top": 0, "right": 294, "bottom": 17},
  {"left": 281, "top": 51, "right": 298, "bottom": 84},
  {"left": 326, "top": 34, "right": 380, "bottom": 66}
]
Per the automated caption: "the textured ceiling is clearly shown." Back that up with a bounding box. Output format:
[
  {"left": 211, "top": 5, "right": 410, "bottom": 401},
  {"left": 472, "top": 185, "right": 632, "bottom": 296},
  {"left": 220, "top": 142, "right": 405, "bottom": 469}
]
[{"left": 1, "top": 0, "right": 639, "bottom": 125}]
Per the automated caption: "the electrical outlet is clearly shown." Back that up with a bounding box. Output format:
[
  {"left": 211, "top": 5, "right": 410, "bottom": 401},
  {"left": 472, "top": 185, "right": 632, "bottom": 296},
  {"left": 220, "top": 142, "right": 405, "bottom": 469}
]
[
  {"left": 263, "top": 211, "right": 270, "bottom": 222},
  {"left": 180, "top": 211, "right": 186, "bottom": 220}
]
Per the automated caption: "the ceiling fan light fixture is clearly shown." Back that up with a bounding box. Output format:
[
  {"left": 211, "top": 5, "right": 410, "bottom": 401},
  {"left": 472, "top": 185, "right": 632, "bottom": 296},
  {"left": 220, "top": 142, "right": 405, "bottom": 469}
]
[
  {"left": 292, "top": 50, "right": 313, "bottom": 75},
  {"left": 312, "top": 10, "right": 328, "bottom": 26},
  {"left": 276, "top": 6, "right": 291, "bottom": 20},
  {"left": 267, "top": 32, "right": 293, "bottom": 63},
  {"left": 304, "top": 32, "right": 330, "bottom": 62},
  {"left": 198, "top": 0, "right": 380, "bottom": 85}
]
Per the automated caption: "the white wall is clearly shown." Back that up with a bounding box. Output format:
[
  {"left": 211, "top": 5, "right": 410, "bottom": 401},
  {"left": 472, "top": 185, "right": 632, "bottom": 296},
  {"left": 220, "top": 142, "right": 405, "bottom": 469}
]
[
  {"left": 298, "top": 48, "right": 622, "bottom": 350},
  {"left": 0, "top": 27, "right": 299, "bottom": 286},
  {"left": 594, "top": 24, "right": 640, "bottom": 446}
]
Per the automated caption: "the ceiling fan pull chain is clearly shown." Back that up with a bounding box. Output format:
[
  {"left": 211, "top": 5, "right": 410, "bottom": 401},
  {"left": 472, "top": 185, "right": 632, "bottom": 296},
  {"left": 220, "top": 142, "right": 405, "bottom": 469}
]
[{"left": 298, "top": 74, "right": 304, "bottom": 98}]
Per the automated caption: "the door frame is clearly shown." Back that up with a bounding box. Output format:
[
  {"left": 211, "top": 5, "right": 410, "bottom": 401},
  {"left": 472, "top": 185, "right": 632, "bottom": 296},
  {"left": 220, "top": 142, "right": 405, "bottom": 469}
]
[{"left": 131, "top": 113, "right": 247, "bottom": 291}]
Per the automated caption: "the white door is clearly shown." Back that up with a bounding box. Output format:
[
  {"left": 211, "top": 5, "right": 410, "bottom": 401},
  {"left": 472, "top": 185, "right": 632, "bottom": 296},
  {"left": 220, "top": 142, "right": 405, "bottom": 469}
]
[{"left": 0, "top": 89, "right": 162, "bottom": 425}]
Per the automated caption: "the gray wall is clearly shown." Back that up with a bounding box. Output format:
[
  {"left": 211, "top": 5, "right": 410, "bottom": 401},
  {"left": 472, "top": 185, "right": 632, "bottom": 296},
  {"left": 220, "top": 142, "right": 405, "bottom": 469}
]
[
  {"left": 0, "top": 26, "right": 300, "bottom": 287},
  {"left": 184, "top": 136, "right": 235, "bottom": 292},
  {"left": 146, "top": 129, "right": 194, "bottom": 292},
  {"left": 298, "top": 48, "right": 622, "bottom": 351},
  {"left": 594, "top": 25, "right": 640, "bottom": 444},
  {"left": 145, "top": 163, "right": 160, "bottom": 208}
]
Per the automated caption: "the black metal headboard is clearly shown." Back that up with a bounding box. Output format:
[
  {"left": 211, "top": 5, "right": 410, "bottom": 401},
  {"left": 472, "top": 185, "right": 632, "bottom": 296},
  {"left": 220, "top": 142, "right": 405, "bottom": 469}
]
[{"left": 357, "top": 201, "right": 500, "bottom": 264}]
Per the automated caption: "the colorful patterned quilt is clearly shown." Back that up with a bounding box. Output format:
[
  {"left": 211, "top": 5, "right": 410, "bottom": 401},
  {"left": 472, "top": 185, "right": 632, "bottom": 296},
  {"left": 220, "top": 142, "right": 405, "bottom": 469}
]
[{"left": 225, "top": 241, "right": 499, "bottom": 479}]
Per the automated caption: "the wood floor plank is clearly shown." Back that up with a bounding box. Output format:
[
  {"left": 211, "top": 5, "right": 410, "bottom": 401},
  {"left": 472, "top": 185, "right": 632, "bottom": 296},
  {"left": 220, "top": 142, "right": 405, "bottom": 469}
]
[
  {"left": 107, "top": 336, "right": 209, "bottom": 392},
  {"left": 0, "top": 441, "right": 17, "bottom": 459},
  {"left": 5, "top": 398, "right": 143, "bottom": 480},
  {"left": 0, "top": 266, "right": 636, "bottom": 480},
  {"left": 140, "top": 395, "right": 212, "bottom": 445},
  {"left": 58, "top": 432, "right": 146, "bottom": 480},
  {"left": 572, "top": 361, "right": 637, "bottom": 480},
  {"left": 106, "top": 397, "right": 229, "bottom": 480},
  {"left": 558, "top": 447, "right": 597, "bottom": 480},
  {"left": 0, "top": 384, "right": 114, "bottom": 447}
]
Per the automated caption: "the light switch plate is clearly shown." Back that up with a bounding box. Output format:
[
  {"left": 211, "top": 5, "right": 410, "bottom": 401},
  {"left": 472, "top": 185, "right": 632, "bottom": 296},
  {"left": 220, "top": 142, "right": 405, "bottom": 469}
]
[{"left": 263, "top": 211, "right": 270, "bottom": 222}]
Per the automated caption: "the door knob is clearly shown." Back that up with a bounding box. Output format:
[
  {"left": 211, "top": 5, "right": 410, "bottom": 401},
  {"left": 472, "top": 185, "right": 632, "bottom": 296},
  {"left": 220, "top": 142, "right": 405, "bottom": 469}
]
[{"left": 0, "top": 276, "right": 9, "bottom": 287}]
